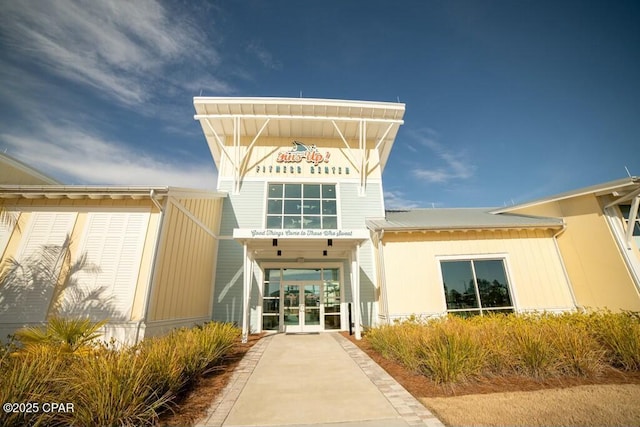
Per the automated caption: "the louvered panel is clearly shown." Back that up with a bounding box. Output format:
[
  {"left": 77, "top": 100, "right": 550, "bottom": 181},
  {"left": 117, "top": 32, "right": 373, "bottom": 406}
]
[
  {"left": 0, "top": 212, "right": 76, "bottom": 323},
  {"left": 68, "top": 212, "right": 149, "bottom": 321},
  {"left": 0, "top": 211, "right": 17, "bottom": 258}
]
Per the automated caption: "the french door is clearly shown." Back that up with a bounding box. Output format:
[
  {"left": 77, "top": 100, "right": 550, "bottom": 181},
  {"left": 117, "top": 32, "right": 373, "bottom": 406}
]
[{"left": 282, "top": 282, "right": 322, "bottom": 333}]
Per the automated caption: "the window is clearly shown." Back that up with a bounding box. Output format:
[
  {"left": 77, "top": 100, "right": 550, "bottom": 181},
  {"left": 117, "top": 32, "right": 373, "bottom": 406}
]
[
  {"left": 262, "top": 269, "right": 281, "bottom": 330},
  {"left": 266, "top": 183, "right": 337, "bottom": 229},
  {"left": 440, "top": 259, "right": 514, "bottom": 317}
]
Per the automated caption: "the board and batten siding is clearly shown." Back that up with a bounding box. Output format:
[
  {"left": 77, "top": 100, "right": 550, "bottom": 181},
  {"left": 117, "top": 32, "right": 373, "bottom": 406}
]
[
  {"left": 381, "top": 229, "right": 575, "bottom": 318},
  {"left": 511, "top": 195, "right": 640, "bottom": 311},
  {"left": 147, "top": 197, "right": 223, "bottom": 322}
]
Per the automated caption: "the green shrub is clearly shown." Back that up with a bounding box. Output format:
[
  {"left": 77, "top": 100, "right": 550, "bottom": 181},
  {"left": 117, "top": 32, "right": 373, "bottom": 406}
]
[
  {"left": 416, "top": 318, "right": 487, "bottom": 383},
  {"left": 365, "top": 311, "right": 640, "bottom": 384},
  {"left": 591, "top": 311, "right": 640, "bottom": 370},
  {"left": 65, "top": 346, "right": 171, "bottom": 426},
  {"left": 0, "top": 320, "right": 241, "bottom": 426},
  {"left": 0, "top": 346, "right": 67, "bottom": 426}
]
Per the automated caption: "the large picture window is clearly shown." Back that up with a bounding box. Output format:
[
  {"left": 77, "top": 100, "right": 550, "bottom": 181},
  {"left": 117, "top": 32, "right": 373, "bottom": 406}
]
[
  {"left": 266, "top": 183, "right": 337, "bottom": 229},
  {"left": 440, "top": 259, "right": 514, "bottom": 317}
]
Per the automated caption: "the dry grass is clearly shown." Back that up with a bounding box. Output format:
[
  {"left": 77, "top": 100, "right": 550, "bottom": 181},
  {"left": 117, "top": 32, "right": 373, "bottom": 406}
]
[{"left": 422, "top": 384, "right": 640, "bottom": 427}]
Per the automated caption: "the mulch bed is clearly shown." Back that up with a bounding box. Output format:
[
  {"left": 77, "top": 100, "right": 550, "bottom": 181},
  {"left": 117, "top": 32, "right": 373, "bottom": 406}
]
[{"left": 340, "top": 331, "right": 640, "bottom": 398}]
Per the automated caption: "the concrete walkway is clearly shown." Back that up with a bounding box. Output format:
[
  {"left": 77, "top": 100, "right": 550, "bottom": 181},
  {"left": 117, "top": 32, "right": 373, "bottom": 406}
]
[{"left": 197, "top": 333, "right": 444, "bottom": 427}]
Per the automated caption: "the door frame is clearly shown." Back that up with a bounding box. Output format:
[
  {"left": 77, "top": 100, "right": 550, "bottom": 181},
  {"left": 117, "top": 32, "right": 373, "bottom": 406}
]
[
  {"left": 258, "top": 263, "right": 345, "bottom": 333},
  {"left": 281, "top": 281, "right": 323, "bottom": 333}
]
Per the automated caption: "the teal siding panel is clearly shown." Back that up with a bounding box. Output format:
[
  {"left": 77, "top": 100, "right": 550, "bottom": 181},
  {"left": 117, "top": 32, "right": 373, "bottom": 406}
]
[
  {"left": 211, "top": 239, "right": 244, "bottom": 324},
  {"left": 339, "top": 182, "right": 384, "bottom": 228}
]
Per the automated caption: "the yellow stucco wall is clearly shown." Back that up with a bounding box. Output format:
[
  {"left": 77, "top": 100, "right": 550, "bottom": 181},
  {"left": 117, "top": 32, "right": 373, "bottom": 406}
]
[
  {"left": 147, "top": 197, "right": 223, "bottom": 321},
  {"left": 218, "top": 136, "right": 382, "bottom": 181},
  {"left": 511, "top": 195, "right": 640, "bottom": 311},
  {"left": 0, "top": 198, "right": 159, "bottom": 321},
  {"left": 380, "top": 229, "right": 575, "bottom": 317}
]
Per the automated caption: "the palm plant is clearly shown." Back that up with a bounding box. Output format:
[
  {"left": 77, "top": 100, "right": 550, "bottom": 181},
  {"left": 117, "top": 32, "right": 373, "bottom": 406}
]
[{"left": 13, "top": 316, "right": 106, "bottom": 355}]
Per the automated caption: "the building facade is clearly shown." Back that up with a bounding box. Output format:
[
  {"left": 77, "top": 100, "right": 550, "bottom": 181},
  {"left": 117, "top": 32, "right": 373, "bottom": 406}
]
[{"left": 1, "top": 98, "right": 639, "bottom": 345}]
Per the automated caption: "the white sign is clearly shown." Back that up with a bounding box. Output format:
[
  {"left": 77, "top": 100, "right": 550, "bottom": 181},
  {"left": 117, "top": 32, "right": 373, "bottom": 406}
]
[{"left": 233, "top": 228, "right": 369, "bottom": 240}]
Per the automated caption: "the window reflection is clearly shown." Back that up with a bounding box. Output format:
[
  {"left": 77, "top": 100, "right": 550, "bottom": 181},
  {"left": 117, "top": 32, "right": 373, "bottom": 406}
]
[{"left": 441, "top": 259, "right": 513, "bottom": 316}]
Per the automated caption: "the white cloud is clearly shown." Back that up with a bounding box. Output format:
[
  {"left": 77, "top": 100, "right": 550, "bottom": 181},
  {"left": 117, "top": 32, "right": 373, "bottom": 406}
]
[
  {"left": 1, "top": 122, "right": 217, "bottom": 189},
  {"left": 246, "top": 41, "right": 282, "bottom": 70},
  {"left": 0, "top": 0, "right": 231, "bottom": 106},
  {"left": 384, "top": 190, "right": 421, "bottom": 209},
  {"left": 410, "top": 133, "right": 475, "bottom": 184}
]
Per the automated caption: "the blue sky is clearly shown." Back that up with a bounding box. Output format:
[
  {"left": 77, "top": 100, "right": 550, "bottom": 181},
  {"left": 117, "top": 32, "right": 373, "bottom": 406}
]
[{"left": 1, "top": 1, "right": 638, "bottom": 209}]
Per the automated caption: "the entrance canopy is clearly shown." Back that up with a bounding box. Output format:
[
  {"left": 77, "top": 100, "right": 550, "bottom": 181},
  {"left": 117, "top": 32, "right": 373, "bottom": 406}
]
[
  {"left": 233, "top": 228, "right": 368, "bottom": 260},
  {"left": 193, "top": 97, "right": 405, "bottom": 194}
]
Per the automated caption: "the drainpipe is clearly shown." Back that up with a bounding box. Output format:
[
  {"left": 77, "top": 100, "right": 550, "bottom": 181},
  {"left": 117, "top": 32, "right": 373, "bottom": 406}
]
[
  {"left": 552, "top": 223, "right": 580, "bottom": 311},
  {"left": 136, "top": 190, "right": 166, "bottom": 344}
]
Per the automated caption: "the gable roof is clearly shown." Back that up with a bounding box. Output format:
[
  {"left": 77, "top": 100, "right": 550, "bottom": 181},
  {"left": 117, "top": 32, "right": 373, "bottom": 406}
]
[
  {"left": 366, "top": 208, "right": 563, "bottom": 232},
  {"left": 0, "top": 153, "right": 60, "bottom": 185},
  {"left": 492, "top": 176, "right": 640, "bottom": 214}
]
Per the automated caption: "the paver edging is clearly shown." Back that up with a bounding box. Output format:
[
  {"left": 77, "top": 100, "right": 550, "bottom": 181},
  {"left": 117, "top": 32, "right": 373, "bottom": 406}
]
[{"left": 332, "top": 333, "right": 445, "bottom": 427}]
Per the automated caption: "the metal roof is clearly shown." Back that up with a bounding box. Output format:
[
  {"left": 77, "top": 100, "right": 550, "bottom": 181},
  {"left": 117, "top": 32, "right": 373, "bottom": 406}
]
[
  {"left": 493, "top": 176, "right": 640, "bottom": 214},
  {"left": 0, "top": 185, "right": 227, "bottom": 201},
  {"left": 366, "top": 208, "right": 564, "bottom": 232}
]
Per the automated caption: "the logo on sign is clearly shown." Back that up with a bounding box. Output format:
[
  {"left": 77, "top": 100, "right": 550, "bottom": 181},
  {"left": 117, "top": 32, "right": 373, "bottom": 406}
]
[{"left": 276, "top": 141, "right": 330, "bottom": 166}]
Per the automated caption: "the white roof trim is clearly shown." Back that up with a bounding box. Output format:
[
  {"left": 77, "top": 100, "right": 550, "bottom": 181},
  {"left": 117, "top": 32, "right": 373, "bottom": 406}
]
[{"left": 493, "top": 177, "right": 640, "bottom": 214}]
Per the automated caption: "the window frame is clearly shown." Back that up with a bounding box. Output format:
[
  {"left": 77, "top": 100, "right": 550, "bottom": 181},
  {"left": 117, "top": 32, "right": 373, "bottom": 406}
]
[
  {"left": 264, "top": 182, "right": 339, "bottom": 229},
  {"left": 436, "top": 254, "right": 517, "bottom": 316}
]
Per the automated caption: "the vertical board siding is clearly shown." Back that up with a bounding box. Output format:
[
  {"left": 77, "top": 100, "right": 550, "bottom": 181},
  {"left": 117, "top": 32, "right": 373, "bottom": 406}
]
[
  {"left": 382, "top": 230, "right": 575, "bottom": 317},
  {"left": 64, "top": 212, "right": 150, "bottom": 321},
  {"left": 149, "top": 198, "right": 221, "bottom": 321},
  {"left": 0, "top": 212, "right": 77, "bottom": 323}
]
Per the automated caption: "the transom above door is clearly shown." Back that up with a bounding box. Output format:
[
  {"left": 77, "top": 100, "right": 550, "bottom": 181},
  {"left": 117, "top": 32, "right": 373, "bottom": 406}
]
[{"left": 262, "top": 268, "right": 342, "bottom": 333}]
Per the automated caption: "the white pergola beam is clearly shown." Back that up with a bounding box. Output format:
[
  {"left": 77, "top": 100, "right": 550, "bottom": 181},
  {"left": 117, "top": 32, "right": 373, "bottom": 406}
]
[
  {"left": 203, "top": 118, "right": 236, "bottom": 167},
  {"left": 331, "top": 120, "right": 360, "bottom": 173}
]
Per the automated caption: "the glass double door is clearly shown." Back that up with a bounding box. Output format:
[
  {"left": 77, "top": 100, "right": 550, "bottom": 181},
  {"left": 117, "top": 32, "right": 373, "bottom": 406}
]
[{"left": 282, "top": 282, "right": 322, "bottom": 333}]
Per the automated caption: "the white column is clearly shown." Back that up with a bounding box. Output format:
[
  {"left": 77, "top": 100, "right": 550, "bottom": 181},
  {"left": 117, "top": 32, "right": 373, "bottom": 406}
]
[
  {"left": 241, "top": 241, "right": 251, "bottom": 343},
  {"left": 350, "top": 244, "right": 362, "bottom": 340}
]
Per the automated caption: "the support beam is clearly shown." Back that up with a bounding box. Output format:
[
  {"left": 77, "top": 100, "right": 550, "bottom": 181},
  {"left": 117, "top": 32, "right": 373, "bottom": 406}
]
[
  {"left": 331, "top": 120, "right": 360, "bottom": 172},
  {"left": 605, "top": 187, "right": 640, "bottom": 208},
  {"left": 359, "top": 120, "right": 367, "bottom": 196},
  {"left": 234, "top": 116, "right": 241, "bottom": 194},
  {"left": 168, "top": 197, "right": 217, "bottom": 238},
  {"left": 238, "top": 119, "right": 270, "bottom": 178},
  {"left": 203, "top": 118, "right": 235, "bottom": 166},
  {"left": 625, "top": 197, "right": 640, "bottom": 249}
]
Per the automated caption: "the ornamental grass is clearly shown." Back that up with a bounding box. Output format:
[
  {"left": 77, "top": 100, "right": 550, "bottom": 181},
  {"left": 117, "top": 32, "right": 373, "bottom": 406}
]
[
  {"left": 0, "top": 319, "right": 241, "bottom": 427},
  {"left": 366, "top": 311, "right": 638, "bottom": 384}
]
